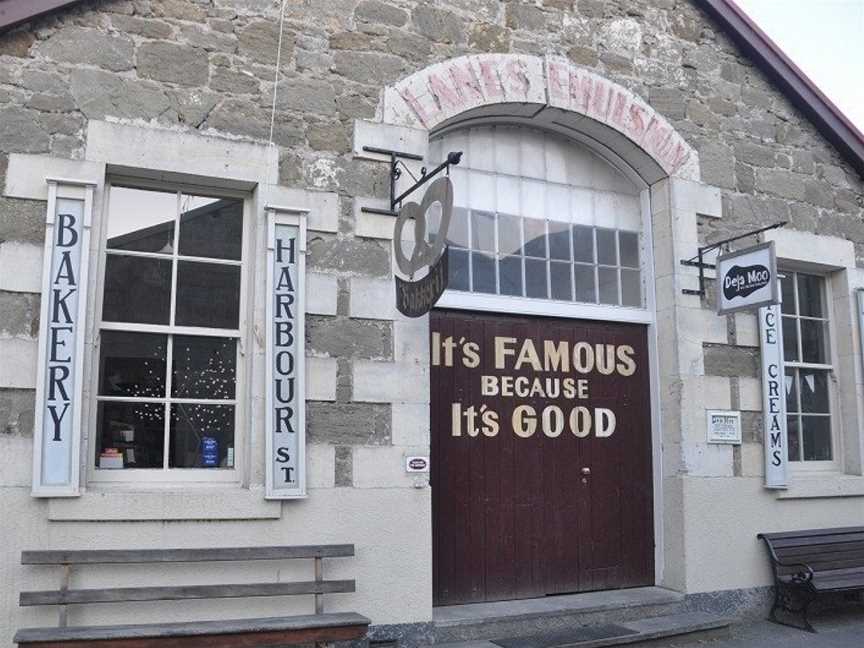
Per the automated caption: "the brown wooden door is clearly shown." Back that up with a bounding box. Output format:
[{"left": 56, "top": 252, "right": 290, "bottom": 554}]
[{"left": 431, "top": 310, "right": 654, "bottom": 605}]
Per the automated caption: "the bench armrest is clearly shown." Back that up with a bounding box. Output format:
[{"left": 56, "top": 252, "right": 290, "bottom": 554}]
[{"left": 772, "top": 559, "right": 814, "bottom": 585}]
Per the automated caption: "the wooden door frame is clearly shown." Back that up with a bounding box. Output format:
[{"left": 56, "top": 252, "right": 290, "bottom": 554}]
[{"left": 432, "top": 186, "right": 665, "bottom": 596}]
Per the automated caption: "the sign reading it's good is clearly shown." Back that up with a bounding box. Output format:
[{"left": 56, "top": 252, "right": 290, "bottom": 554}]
[
  {"left": 433, "top": 332, "right": 637, "bottom": 438},
  {"left": 715, "top": 242, "right": 778, "bottom": 315},
  {"left": 266, "top": 213, "right": 307, "bottom": 499}
]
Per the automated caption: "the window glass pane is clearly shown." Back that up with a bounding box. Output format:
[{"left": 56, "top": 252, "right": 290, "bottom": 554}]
[
  {"left": 172, "top": 337, "right": 237, "bottom": 400},
  {"left": 525, "top": 258, "right": 548, "bottom": 298},
  {"left": 107, "top": 187, "right": 175, "bottom": 254},
  {"left": 621, "top": 269, "right": 641, "bottom": 307},
  {"left": 574, "top": 264, "right": 596, "bottom": 303},
  {"left": 96, "top": 401, "right": 165, "bottom": 469},
  {"left": 448, "top": 207, "right": 469, "bottom": 248},
  {"left": 802, "top": 416, "right": 832, "bottom": 461},
  {"left": 800, "top": 319, "right": 827, "bottom": 364},
  {"left": 471, "top": 252, "right": 496, "bottom": 294},
  {"left": 175, "top": 261, "right": 241, "bottom": 329},
  {"left": 169, "top": 404, "right": 235, "bottom": 468},
  {"left": 596, "top": 228, "right": 617, "bottom": 265},
  {"left": 796, "top": 274, "right": 823, "bottom": 318},
  {"left": 499, "top": 255, "right": 523, "bottom": 296},
  {"left": 471, "top": 210, "right": 496, "bottom": 252},
  {"left": 498, "top": 213, "right": 522, "bottom": 256},
  {"left": 619, "top": 231, "right": 640, "bottom": 268},
  {"left": 102, "top": 255, "right": 172, "bottom": 325},
  {"left": 178, "top": 196, "right": 243, "bottom": 260},
  {"left": 780, "top": 274, "right": 795, "bottom": 315},
  {"left": 548, "top": 221, "right": 571, "bottom": 261},
  {"left": 99, "top": 331, "right": 166, "bottom": 398},
  {"left": 787, "top": 415, "right": 801, "bottom": 461},
  {"left": 448, "top": 248, "right": 469, "bottom": 291},
  {"left": 572, "top": 225, "right": 594, "bottom": 263},
  {"left": 550, "top": 261, "right": 572, "bottom": 300},
  {"left": 784, "top": 370, "right": 798, "bottom": 414},
  {"left": 598, "top": 267, "right": 618, "bottom": 305},
  {"left": 523, "top": 219, "right": 547, "bottom": 258},
  {"left": 799, "top": 371, "right": 829, "bottom": 413},
  {"left": 782, "top": 317, "right": 798, "bottom": 363}
]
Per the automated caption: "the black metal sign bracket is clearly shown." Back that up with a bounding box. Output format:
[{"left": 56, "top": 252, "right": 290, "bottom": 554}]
[
  {"left": 359, "top": 146, "right": 462, "bottom": 217},
  {"left": 681, "top": 221, "right": 787, "bottom": 297}
]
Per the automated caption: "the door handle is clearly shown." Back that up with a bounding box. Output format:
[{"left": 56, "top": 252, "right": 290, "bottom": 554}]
[{"left": 581, "top": 467, "right": 591, "bottom": 475}]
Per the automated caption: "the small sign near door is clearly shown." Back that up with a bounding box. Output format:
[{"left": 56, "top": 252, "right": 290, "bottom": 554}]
[
  {"left": 706, "top": 410, "right": 742, "bottom": 444},
  {"left": 716, "top": 242, "right": 778, "bottom": 315}
]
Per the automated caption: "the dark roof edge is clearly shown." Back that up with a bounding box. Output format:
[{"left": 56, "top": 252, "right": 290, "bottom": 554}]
[
  {"left": 696, "top": 0, "right": 864, "bottom": 179},
  {"left": 0, "top": 0, "right": 85, "bottom": 34}
]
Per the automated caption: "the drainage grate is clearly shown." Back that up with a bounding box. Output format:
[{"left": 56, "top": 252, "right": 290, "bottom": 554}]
[{"left": 492, "top": 624, "right": 639, "bottom": 648}]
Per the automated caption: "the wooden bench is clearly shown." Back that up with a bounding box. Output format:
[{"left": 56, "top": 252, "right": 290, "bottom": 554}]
[
  {"left": 758, "top": 526, "right": 864, "bottom": 632},
  {"left": 14, "top": 545, "right": 370, "bottom": 647}
]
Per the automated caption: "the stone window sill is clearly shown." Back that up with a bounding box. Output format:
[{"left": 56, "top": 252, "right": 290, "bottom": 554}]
[
  {"left": 776, "top": 475, "right": 864, "bottom": 499},
  {"left": 47, "top": 486, "right": 281, "bottom": 521}
]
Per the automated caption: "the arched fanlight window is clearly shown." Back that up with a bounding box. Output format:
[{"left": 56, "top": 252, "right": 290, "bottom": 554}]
[{"left": 429, "top": 126, "right": 644, "bottom": 308}]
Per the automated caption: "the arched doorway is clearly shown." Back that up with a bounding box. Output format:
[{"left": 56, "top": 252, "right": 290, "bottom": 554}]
[{"left": 429, "top": 126, "right": 654, "bottom": 605}]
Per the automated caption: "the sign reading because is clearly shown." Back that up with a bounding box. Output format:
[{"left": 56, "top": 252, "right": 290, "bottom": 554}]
[
  {"left": 716, "top": 242, "right": 778, "bottom": 315},
  {"left": 760, "top": 301, "right": 788, "bottom": 489},
  {"left": 32, "top": 183, "right": 93, "bottom": 497},
  {"left": 266, "top": 213, "right": 307, "bottom": 499},
  {"left": 706, "top": 410, "right": 742, "bottom": 444}
]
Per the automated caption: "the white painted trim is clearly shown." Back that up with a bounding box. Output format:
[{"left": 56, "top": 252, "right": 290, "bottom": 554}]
[
  {"left": 437, "top": 291, "right": 653, "bottom": 324},
  {"left": 265, "top": 207, "right": 308, "bottom": 500}
]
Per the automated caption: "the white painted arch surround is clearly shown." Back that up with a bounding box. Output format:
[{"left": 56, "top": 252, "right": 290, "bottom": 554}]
[{"left": 358, "top": 53, "right": 723, "bottom": 594}]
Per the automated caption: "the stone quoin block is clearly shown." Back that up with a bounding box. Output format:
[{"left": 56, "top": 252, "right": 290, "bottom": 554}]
[
  {"left": 307, "top": 402, "right": 391, "bottom": 446},
  {"left": 0, "top": 338, "right": 38, "bottom": 389},
  {"left": 349, "top": 277, "right": 395, "bottom": 320},
  {"left": 0, "top": 242, "right": 43, "bottom": 293},
  {"left": 353, "top": 361, "right": 429, "bottom": 403},
  {"left": 306, "top": 316, "right": 393, "bottom": 360},
  {"left": 305, "top": 356, "right": 338, "bottom": 402},
  {"left": 702, "top": 343, "right": 760, "bottom": 378},
  {"left": 306, "top": 272, "right": 338, "bottom": 316}
]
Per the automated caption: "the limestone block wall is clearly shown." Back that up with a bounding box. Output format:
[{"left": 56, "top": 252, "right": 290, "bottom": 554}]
[{"left": 0, "top": 0, "right": 863, "bottom": 638}]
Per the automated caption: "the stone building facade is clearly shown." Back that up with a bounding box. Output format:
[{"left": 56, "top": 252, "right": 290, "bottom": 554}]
[{"left": 1, "top": 0, "right": 864, "bottom": 645}]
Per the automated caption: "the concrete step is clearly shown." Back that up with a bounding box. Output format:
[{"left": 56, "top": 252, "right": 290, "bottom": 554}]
[
  {"left": 433, "top": 588, "right": 687, "bottom": 643},
  {"left": 433, "top": 611, "right": 732, "bottom": 648}
]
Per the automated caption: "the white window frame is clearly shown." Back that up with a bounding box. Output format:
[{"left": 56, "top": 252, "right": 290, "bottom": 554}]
[
  {"left": 781, "top": 270, "right": 842, "bottom": 474},
  {"left": 86, "top": 177, "right": 252, "bottom": 485}
]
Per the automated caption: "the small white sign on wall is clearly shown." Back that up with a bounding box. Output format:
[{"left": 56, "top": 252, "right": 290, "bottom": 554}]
[
  {"left": 265, "top": 209, "right": 307, "bottom": 499},
  {"left": 706, "top": 410, "right": 741, "bottom": 444}
]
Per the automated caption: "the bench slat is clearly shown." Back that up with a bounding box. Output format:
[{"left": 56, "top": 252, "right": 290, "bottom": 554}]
[
  {"left": 777, "top": 542, "right": 864, "bottom": 558},
  {"left": 13, "top": 612, "right": 371, "bottom": 645},
  {"left": 758, "top": 526, "right": 864, "bottom": 541},
  {"left": 20, "top": 579, "right": 355, "bottom": 606},
  {"left": 766, "top": 532, "right": 864, "bottom": 549},
  {"left": 21, "top": 545, "right": 354, "bottom": 565}
]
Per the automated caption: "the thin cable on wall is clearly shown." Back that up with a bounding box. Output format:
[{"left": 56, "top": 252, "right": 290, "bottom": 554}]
[{"left": 267, "top": 0, "right": 288, "bottom": 186}]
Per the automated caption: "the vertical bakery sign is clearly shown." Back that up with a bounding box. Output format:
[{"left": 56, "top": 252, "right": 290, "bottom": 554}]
[
  {"left": 265, "top": 209, "right": 307, "bottom": 498},
  {"left": 32, "top": 181, "right": 94, "bottom": 497}
]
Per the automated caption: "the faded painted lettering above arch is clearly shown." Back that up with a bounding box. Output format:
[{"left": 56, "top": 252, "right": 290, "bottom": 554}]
[{"left": 379, "top": 54, "right": 699, "bottom": 181}]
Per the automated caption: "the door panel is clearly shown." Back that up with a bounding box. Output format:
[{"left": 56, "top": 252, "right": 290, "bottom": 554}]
[{"left": 431, "top": 310, "right": 653, "bottom": 605}]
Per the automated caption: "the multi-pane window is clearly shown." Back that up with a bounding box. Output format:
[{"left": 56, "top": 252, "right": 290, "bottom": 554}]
[
  {"left": 781, "top": 272, "right": 833, "bottom": 463},
  {"left": 429, "top": 126, "right": 644, "bottom": 309},
  {"left": 440, "top": 209, "right": 641, "bottom": 306},
  {"left": 95, "top": 186, "right": 243, "bottom": 474}
]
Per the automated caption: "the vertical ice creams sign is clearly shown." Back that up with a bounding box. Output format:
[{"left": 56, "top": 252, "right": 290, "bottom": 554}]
[
  {"left": 33, "top": 191, "right": 91, "bottom": 497},
  {"left": 266, "top": 217, "right": 306, "bottom": 499}
]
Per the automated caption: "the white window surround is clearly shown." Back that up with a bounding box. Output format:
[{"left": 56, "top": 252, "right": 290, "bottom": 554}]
[
  {"left": 764, "top": 228, "right": 864, "bottom": 497},
  {"left": 3, "top": 121, "right": 340, "bottom": 520}
]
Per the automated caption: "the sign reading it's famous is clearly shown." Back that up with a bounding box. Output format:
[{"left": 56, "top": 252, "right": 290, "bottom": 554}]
[
  {"left": 33, "top": 186, "right": 92, "bottom": 497},
  {"left": 266, "top": 215, "right": 307, "bottom": 499},
  {"left": 715, "top": 242, "right": 778, "bottom": 315},
  {"left": 393, "top": 176, "right": 453, "bottom": 317},
  {"left": 432, "top": 332, "right": 638, "bottom": 439}
]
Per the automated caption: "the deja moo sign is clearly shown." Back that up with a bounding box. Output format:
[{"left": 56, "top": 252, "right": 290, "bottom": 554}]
[{"left": 715, "top": 242, "right": 778, "bottom": 315}]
